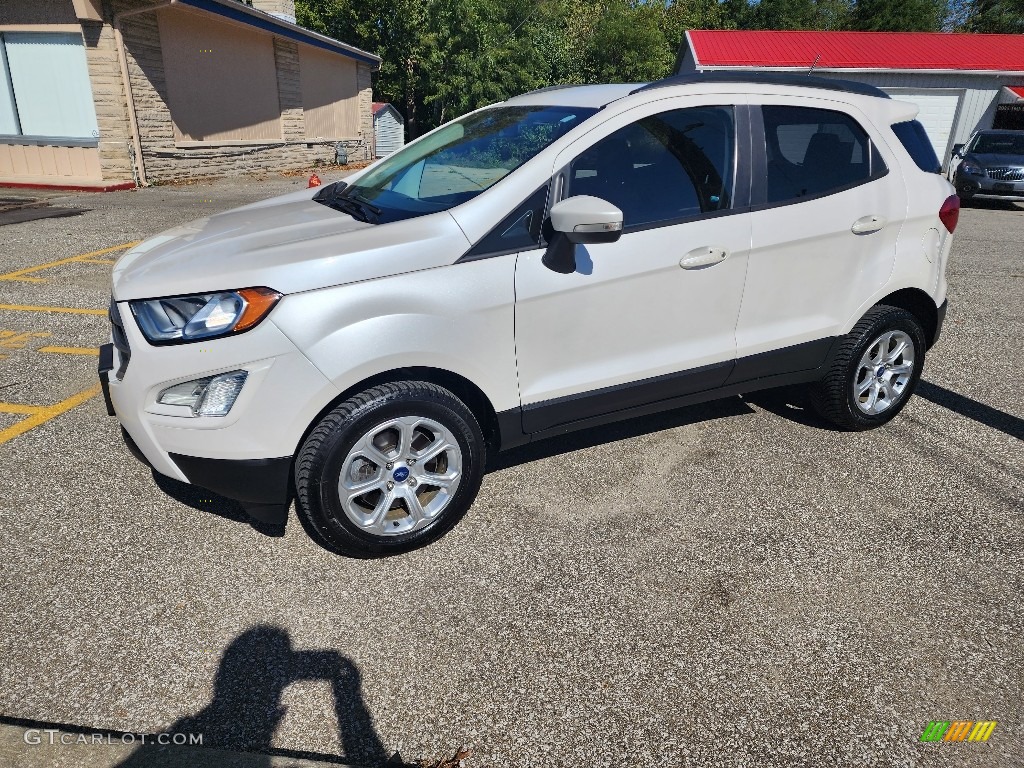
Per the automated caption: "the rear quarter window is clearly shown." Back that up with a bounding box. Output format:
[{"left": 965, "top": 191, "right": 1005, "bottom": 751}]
[{"left": 891, "top": 120, "right": 941, "bottom": 174}]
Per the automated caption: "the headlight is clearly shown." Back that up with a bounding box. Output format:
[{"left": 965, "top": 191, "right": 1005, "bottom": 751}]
[
  {"left": 960, "top": 162, "right": 984, "bottom": 177},
  {"left": 158, "top": 370, "right": 248, "bottom": 416},
  {"left": 130, "top": 287, "right": 281, "bottom": 344}
]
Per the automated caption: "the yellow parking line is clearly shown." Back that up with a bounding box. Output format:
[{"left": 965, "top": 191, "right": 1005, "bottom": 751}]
[
  {"left": 0, "top": 241, "right": 139, "bottom": 282},
  {"left": 38, "top": 346, "right": 99, "bottom": 356},
  {"left": 0, "top": 304, "right": 107, "bottom": 316},
  {"left": 0, "top": 402, "right": 43, "bottom": 415},
  {"left": 0, "top": 384, "right": 101, "bottom": 446}
]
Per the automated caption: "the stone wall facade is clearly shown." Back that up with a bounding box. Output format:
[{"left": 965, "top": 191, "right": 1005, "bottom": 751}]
[
  {"left": 82, "top": 18, "right": 135, "bottom": 185},
  {"left": 3, "top": 0, "right": 377, "bottom": 187}
]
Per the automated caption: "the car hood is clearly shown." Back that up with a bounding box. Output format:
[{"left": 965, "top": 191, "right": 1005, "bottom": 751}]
[
  {"left": 112, "top": 190, "right": 471, "bottom": 301},
  {"left": 967, "top": 152, "right": 1024, "bottom": 168}
]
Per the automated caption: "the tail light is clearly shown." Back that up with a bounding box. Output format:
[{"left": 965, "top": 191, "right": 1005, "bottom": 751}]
[{"left": 939, "top": 194, "right": 960, "bottom": 234}]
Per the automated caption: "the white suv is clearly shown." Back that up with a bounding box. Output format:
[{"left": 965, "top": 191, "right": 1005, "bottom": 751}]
[{"left": 101, "top": 73, "right": 958, "bottom": 557}]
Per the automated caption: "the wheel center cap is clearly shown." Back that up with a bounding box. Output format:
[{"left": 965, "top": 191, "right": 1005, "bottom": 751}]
[
  {"left": 876, "top": 365, "right": 887, "bottom": 378},
  {"left": 392, "top": 465, "right": 410, "bottom": 482}
]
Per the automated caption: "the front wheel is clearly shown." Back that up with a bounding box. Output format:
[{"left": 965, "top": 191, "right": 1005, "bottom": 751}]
[
  {"left": 295, "top": 381, "right": 486, "bottom": 557},
  {"left": 809, "top": 306, "right": 927, "bottom": 431}
]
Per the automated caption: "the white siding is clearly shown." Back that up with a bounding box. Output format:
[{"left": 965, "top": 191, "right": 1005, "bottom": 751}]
[{"left": 374, "top": 106, "right": 404, "bottom": 157}]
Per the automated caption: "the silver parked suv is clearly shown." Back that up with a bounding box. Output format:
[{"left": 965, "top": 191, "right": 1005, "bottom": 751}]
[
  {"left": 101, "top": 73, "right": 958, "bottom": 557},
  {"left": 949, "top": 129, "right": 1024, "bottom": 203}
]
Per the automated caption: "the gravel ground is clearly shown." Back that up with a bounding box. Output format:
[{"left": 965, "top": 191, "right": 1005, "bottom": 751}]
[{"left": 0, "top": 177, "right": 1021, "bottom": 768}]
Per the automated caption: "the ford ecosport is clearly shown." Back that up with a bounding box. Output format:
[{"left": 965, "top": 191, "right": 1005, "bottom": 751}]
[{"left": 101, "top": 73, "right": 958, "bottom": 556}]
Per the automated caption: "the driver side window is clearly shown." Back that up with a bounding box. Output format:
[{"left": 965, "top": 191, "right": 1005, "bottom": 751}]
[{"left": 567, "top": 106, "right": 736, "bottom": 231}]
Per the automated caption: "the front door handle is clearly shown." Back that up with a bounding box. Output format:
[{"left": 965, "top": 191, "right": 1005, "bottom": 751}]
[
  {"left": 851, "top": 215, "right": 887, "bottom": 235},
  {"left": 680, "top": 246, "right": 728, "bottom": 269}
]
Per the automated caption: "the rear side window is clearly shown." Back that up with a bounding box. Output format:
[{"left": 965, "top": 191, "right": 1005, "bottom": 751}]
[
  {"left": 568, "top": 106, "right": 735, "bottom": 230},
  {"left": 762, "top": 106, "right": 887, "bottom": 204},
  {"left": 891, "top": 120, "right": 941, "bottom": 174}
]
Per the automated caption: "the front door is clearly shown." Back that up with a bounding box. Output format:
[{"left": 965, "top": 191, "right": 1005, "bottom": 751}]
[{"left": 514, "top": 101, "right": 752, "bottom": 433}]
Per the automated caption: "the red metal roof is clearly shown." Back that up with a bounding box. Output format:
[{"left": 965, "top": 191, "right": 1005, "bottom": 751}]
[{"left": 688, "top": 30, "right": 1024, "bottom": 72}]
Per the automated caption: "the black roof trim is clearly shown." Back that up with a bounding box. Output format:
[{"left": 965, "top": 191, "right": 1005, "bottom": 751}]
[{"left": 632, "top": 72, "right": 890, "bottom": 100}]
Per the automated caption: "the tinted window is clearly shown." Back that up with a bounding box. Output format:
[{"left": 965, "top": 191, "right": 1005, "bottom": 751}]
[
  {"left": 568, "top": 106, "right": 735, "bottom": 230},
  {"left": 892, "top": 120, "right": 941, "bottom": 173},
  {"left": 763, "top": 106, "right": 886, "bottom": 203}
]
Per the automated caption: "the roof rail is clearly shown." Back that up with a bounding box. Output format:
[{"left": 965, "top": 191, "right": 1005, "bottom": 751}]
[
  {"left": 517, "top": 83, "right": 586, "bottom": 98},
  {"left": 631, "top": 72, "right": 890, "bottom": 100}
]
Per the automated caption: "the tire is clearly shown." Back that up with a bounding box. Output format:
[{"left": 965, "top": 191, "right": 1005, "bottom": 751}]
[
  {"left": 809, "top": 305, "right": 927, "bottom": 431},
  {"left": 295, "top": 381, "right": 485, "bottom": 557}
]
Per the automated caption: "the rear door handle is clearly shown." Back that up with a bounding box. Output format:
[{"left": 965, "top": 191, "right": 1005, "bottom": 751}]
[
  {"left": 851, "top": 215, "right": 886, "bottom": 235},
  {"left": 680, "top": 246, "right": 728, "bottom": 269}
]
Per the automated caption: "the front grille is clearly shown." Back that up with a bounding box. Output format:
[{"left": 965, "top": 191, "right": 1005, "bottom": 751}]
[
  {"left": 987, "top": 166, "right": 1024, "bottom": 181},
  {"left": 109, "top": 297, "right": 131, "bottom": 380}
]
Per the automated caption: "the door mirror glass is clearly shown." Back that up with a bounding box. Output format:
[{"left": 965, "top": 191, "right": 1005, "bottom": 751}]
[{"left": 952, "top": 143, "right": 964, "bottom": 158}]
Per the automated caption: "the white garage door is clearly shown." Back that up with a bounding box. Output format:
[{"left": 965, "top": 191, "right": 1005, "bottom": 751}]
[{"left": 881, "top": 89, "right": 962, "bottom": 166}]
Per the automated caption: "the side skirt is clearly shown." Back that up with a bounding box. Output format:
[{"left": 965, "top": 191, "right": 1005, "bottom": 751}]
[{"left": 498, "top": 337, "right": 838, "bottom": 449}]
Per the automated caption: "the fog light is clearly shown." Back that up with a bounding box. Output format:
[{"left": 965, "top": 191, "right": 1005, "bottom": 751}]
[{"left": 158, "top": 370, "right": 248, "bottom": 417}]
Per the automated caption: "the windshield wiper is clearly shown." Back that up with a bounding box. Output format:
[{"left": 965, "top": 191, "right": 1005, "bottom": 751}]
[
  {"left": 312, "top": 181, "right": 378, "bottom": 223},
  {"left": 334, "top": 197, "right": 374, "bottom": 223},
  {"left": 350, "top": 193, "right": 382, "bottom": 217}
]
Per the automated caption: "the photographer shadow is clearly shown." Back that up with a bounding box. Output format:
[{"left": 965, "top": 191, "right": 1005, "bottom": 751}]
[{"left": 115, "top": 625, "right": 389, "bottom": 767}]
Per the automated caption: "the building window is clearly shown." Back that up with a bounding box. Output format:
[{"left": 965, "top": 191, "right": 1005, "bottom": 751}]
[
  {"left": 157, "top": 10, "right": 282, "bottom": 143},
  {"left": 300, "top": 45, "right": 359, "bottom": 139},
  {"left": 0, "top": 32, "right": 99, "bottom": 141}
]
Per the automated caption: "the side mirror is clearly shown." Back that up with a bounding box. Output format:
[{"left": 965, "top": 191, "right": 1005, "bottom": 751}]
[
  {"left": 951, "top": 144, "right": 964, "bottom": 158},
  {"left": 542, "top": 196, "right": 623, "bottom": 274}
]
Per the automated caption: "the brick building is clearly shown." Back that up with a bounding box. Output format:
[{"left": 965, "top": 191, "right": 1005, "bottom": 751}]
[{"left": 0, "top": 0, "right": 381, "bottom": 189}]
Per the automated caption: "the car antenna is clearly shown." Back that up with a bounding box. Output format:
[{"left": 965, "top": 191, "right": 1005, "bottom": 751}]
[{"left": 808, "top": 53, "right": 821, "bottom": 76}]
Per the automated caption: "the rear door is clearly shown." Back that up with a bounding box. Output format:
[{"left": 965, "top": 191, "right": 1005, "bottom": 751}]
[{"left": 733, "top": 99, "right": 907, "bottom": 379}]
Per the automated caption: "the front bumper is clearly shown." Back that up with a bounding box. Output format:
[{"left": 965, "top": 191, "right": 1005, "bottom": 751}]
[
  {"left": 99, "top": 301, "right": 341, "bottom": 511},
  {"left": 955, "top": 173, "right": 1024, "bottom": 202}
]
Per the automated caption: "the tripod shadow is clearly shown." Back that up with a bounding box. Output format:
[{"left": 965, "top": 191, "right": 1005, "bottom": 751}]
[{"left": 115, "top": 626, "right": 389, "bottom": 767}]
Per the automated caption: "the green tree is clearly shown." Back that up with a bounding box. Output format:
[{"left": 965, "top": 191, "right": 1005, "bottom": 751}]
[
  {"left": 853, "top": 0, "right": 948, "bottom": 30},
  {"left": 963, "top": 0, "right": 1024, "bottom": 31},
  {"left": 295, "top": 0, "right": 731, "bottom": 137}
]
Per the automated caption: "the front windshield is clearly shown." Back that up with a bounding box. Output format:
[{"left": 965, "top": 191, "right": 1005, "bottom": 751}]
[
  {"left": 971, "top": 133, "right": 1024, "bottom": 156},
  {"left": 337, "top": 105, "right": 598, "bottom": 224}
]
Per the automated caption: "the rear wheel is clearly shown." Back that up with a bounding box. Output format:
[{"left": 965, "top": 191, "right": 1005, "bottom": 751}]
[
  {"left": 295, "top": 381, "right": 485, "bottom": 557},
  {"left": 809, "top": 306, "right": 926, "bottom": 431}
]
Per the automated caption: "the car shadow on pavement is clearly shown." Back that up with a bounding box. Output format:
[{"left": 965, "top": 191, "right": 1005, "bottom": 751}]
[
  {"left": 114, "top": 625, "right": 391, "bottom": 768},
  {"left": 489, "top": 396, "right": 757, "bottom": 471},
  {"left": 739, "top": 386, "right": 842, "bottom": 431},
  {"left": 916, "top": 380, "right": 1024, "bottom": 440},
  {"left": 151, "top": 472, "right": 288, "bottom": 538}
]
